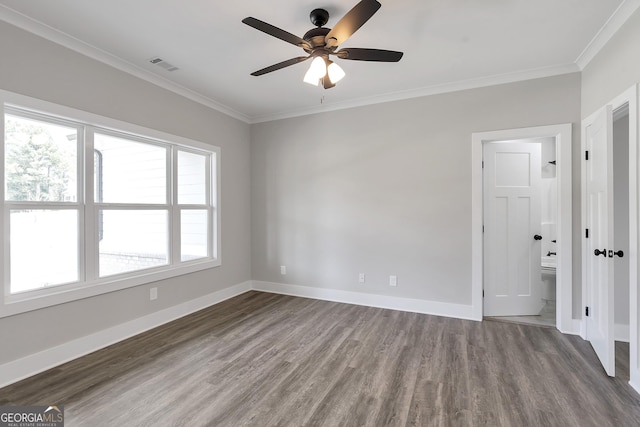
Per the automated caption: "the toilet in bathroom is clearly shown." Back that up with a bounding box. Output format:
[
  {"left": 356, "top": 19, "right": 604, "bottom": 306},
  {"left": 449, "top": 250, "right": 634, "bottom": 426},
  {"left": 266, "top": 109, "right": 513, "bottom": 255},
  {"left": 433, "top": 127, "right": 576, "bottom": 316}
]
[
  {"left": 540, "top": 222, "right": 556, "bottom": 302},
  {"left": 541, "top": 259, "right": 556, "bottom": 301}
]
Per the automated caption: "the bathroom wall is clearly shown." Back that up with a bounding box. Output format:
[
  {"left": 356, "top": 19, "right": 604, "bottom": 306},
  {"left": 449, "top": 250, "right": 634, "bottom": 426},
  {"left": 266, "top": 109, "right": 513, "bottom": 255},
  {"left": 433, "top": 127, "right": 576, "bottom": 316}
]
[{"left": 540, "top": 137, "right": 558, "bottom": 265}]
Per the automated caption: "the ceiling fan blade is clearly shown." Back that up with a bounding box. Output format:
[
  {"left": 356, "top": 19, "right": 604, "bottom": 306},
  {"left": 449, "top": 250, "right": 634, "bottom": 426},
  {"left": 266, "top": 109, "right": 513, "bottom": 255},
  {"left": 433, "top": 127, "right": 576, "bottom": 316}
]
[
  {"left": 324, "top": 0, "right": 381, "bottom": 48},
  {"left": 335, "top": 48, "right": 403, "bottom": 62},
  {"left": 242, "top": 17, "right": 311, "bottom": 50},
  {"left": 250, "top": 56, "right": 311, "bottom": 76}
]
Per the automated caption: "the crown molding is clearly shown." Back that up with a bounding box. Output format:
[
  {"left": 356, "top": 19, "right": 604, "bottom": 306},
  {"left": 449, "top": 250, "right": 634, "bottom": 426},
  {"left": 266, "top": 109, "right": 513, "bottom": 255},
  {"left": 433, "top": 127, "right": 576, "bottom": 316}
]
[
  {"left": 0, "top": 4, "right": 251, "bottom": 123},
  {"left": 575, "top": 0, "right": 640, "bottom": 70},
  {"left": 0, "top": 1, "right": 632, "bottom": 125},
  {"left": 249, "top": 63, "right": 580, "bottom": 123}
]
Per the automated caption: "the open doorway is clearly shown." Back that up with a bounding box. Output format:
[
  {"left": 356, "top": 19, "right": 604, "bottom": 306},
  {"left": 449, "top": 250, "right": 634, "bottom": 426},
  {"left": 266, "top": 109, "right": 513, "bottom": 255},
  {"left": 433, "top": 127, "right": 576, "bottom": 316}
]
[
  {"left": 471, "top": 124, "right": 574, "bottom": 334},
  {"left": 581, "top": 85, "right": 637, "bottom": 378}
]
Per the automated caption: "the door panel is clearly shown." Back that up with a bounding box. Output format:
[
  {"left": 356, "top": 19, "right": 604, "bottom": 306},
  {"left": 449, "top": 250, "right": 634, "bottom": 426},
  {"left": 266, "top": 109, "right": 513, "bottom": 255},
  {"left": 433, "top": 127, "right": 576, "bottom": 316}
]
[
  {"left": 484, "top": 142, "right": 543, "bottom": 316},
  {"left": 585, "top": 105, "right": 615, "bottom": 376}
]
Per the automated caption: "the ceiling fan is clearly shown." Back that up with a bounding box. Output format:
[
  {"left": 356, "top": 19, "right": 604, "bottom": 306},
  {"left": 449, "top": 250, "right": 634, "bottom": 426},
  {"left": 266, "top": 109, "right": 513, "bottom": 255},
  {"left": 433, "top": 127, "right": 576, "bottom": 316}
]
[{"left": 242, "top": 0, "right": 403, "bottom": 89}]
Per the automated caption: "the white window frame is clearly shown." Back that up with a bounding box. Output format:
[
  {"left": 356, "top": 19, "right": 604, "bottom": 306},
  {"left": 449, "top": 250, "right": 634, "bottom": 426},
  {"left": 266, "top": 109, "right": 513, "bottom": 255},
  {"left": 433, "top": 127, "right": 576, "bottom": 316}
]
[{"left": 0, "top": 90, "right": 221, "bottom": 318}]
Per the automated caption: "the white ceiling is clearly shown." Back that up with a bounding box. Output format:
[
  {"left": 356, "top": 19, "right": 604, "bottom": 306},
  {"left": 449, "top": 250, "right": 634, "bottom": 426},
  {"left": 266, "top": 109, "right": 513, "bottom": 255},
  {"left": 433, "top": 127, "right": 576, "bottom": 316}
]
[{"left": 0, "top": 0, "right": 635, "bottom": 123}]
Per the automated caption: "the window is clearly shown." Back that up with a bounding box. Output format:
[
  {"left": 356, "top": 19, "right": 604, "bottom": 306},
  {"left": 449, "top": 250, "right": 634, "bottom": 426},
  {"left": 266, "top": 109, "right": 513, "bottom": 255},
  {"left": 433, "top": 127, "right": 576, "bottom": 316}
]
[{"left": 1, "top": 92, "right": 220, "bottom": 317}]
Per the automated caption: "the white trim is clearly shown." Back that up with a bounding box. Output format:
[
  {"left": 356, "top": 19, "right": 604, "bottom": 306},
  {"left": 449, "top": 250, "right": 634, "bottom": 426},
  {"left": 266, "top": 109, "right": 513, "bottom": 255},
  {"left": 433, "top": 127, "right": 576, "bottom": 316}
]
[
  {"left": 616, "top": 323, "right": 631, "bottom": 342},
  {"left": 575, "top": 0, "right": 640, "bottom": 70},
  {"left": 250, "top": 64, "right": 579, "bottom": 124},
  {"left": 0, "top": 5, "right": 250, "bottom": 124},
  {"left": 630, "top": 85, "right": 640, "bottom": 391},
  {"left": 569, "top": 319, "right": 582, "bottom": 336},
  {"left": 0, "top": 281, "right": 252, "bottom": 389},
  {"left": 0, "top": 90, "right": 220, "bottom": 153},
  {"left": 581, "top": 85, "right": 638, "bottom": 383},
  {"left": 252, "top": 280, "right": 476, "bottom": 321},
  {"left": 471, "top": 124, "right": 574, "bottom": 334}
]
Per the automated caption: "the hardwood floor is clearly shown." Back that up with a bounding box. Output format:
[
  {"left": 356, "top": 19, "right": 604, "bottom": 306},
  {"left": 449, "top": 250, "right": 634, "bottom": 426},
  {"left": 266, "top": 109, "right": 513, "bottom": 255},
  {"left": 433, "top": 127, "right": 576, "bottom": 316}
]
[{"left": 1, "top": 291, "right": 639, "bottom": 426}]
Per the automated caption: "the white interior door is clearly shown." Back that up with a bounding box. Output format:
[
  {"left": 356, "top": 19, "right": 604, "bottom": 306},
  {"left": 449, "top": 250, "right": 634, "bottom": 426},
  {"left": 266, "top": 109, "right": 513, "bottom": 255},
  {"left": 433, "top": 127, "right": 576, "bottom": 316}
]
[
  {"left": 483, "top": 142, "right": 543, "bottom": 316},
  {"left": 585, "top": 105, "right": 615, "bottom": 376}
]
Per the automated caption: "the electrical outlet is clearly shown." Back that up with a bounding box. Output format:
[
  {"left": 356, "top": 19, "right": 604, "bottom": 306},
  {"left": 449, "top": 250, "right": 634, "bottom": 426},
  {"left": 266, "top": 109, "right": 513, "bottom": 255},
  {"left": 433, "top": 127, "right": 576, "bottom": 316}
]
[
  {"left": 358, "top": 273, "right": 366, "bottom": 284},
  {"left": 389, "top": 275, "right": 397, "bottom": 287},
  {"left": 280, "top": 265, "right": 287, "bottom": 275},
  {"left": 150, "top": 287, "right": 158, "bottom": 301}
]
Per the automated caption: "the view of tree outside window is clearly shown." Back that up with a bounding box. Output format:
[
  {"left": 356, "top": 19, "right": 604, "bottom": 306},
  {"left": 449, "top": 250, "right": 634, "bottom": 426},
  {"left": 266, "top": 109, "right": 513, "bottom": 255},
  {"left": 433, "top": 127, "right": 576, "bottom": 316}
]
[
  {"left": 5, "top": 114, "right": 76, "bottom": 202},
  {"left": 5, "top": 115, "right": 78, "bottom": 293}
]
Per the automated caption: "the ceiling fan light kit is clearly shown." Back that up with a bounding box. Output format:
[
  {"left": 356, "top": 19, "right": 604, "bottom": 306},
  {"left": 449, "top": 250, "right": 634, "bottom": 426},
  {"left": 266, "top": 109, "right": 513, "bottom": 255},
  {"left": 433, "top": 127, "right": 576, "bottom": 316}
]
[{"left": 242, "top": 0, "right": 403, "bottom": 89}]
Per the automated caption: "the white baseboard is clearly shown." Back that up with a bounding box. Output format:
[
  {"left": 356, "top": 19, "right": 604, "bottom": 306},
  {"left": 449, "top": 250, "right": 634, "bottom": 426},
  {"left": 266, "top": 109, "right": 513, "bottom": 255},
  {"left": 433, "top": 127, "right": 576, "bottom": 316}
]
[
  {"left": 0, "top": 281, "right": 252, "bottom": 389},
  {"left": 4, "top": 280, "right": 618, "bottom": 389},
  {"left": 560, "top": 319, "right": 583, "bottom": 336},
  {"left": 631, "top": 375, "right": 640, "bottom": 396},
  {"left": 615, "top": 323, "right": 630, "bottom": 342},
  {"left": 571, "top": 319, "right": 629, "bottom": 342},
  {"left": 251, "top": 280, "right": 476, "bottom": 321}
]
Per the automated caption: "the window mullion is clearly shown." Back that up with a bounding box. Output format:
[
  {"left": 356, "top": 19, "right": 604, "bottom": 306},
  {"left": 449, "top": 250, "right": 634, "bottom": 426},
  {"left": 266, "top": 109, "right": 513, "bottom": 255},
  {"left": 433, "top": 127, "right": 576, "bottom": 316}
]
[
  {"left": 84, "top": 127, "right": 97, "bottom": 282},
  {"left": 212, "top": 152, "right": 219, "bottom": 260},
  {"left": 206, "top": 153, "right": 213, "bottom": 259},
  {"left": 170, "top": 146, "right": 180, "bottom": 265}
]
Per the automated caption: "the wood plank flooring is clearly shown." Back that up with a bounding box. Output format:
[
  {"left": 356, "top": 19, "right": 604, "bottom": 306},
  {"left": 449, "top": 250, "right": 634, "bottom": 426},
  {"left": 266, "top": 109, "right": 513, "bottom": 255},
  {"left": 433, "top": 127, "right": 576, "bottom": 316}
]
[{"left": 1, "top": 291, "right": 639, "bottom": 426}]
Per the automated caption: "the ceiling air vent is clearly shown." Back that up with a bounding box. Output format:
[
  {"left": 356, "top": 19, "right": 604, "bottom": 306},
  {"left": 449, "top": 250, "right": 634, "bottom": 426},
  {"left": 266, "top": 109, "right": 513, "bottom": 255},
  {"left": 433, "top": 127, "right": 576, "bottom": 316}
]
[{"left": 148, "top": 57, "right": 179, "bottom": 72}]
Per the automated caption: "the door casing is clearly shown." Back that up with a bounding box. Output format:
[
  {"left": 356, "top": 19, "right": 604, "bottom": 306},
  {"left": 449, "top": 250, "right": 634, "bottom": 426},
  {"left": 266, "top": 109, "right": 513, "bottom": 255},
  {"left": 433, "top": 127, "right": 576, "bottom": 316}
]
[
  {"left": 471, "top": 124, "right": 573, "bottom": 334},
  {"left": 580, "top": 85, "right": 638, "bottom": 387}
]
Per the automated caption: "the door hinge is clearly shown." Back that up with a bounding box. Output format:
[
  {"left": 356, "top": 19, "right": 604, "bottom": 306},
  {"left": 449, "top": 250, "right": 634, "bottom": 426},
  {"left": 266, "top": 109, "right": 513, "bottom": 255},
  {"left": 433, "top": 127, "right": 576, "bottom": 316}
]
[
  {"left": 585, "top": 228, "right": 589, "bottom": 238},
  {"left": 585, "top": 306, "right": 589, "bottom": 317},
  {"left": 483, "top": 225, "right": 485, "bottom": 233},
  {"left": 483, "top": 290, "right": 485, "bottom": 298},
  {"left": 585, "top": 150, "right": 589, "bottom": 160},
  {"left": 482, "top": 161, "right": 484, "bottom": 168}
]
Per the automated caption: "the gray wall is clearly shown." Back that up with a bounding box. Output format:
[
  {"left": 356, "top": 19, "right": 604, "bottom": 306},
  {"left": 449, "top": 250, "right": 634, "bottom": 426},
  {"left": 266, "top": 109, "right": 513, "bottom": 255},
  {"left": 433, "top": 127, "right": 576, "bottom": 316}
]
[
  {"left": 0, "top": 21, "right": 252, "bottom": 364},
  {"left": 582, "top": 8, "right": 640, "bottom": 116},
  {"left": 251, "top": 74, "right": 582, "bottom": 310}
]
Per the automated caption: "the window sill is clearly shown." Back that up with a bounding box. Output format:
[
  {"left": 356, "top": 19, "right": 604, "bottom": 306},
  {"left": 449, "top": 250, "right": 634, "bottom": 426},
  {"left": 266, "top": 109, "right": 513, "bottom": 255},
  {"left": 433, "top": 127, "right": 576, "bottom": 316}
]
[{"left": 1, "top": 258, "right": 221, "bottom": 319}]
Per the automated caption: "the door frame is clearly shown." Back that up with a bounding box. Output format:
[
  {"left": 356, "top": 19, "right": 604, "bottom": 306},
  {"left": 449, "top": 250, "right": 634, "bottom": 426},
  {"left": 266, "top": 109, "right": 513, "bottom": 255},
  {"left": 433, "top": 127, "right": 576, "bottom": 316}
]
[
  {"left": 471, "top": 124, "right": 574, "bottom": 334},
  {"left": 580, "top": 85, "right": 638, "bottom": 386}
]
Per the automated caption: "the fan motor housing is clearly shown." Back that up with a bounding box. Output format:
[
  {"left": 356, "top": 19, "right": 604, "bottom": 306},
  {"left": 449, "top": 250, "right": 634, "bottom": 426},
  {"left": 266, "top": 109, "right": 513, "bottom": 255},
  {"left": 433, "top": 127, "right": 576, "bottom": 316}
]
[
  {"left": 302, "top": 27, "right": 333, "bottom": 51},
  {"left": 309, "top": 8, "right": 329, "bottom": 27}
]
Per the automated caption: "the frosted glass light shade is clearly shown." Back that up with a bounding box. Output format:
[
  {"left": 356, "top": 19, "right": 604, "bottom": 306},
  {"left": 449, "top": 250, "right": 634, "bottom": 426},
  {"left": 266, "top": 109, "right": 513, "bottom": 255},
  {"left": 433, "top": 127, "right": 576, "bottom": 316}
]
[
  {"left": 327, "top": 62, "right": 345, "bottom": 83},
  {"left": 303, "top": 57, "right": 328, "bottom": 85},
  {"left": 303, "top": 67, "right": 320, "bottom": 85}
]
